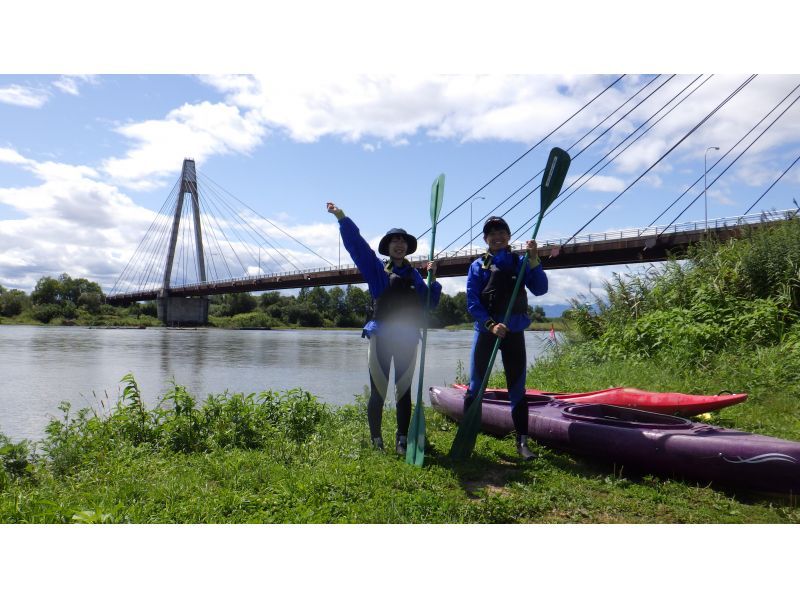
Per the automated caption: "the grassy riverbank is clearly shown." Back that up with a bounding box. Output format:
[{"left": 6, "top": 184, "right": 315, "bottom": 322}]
[{"left": 1, "top": 367, "right": 798, "bottom": 523}]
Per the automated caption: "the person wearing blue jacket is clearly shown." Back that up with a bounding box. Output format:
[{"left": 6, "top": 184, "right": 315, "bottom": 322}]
[
  {"left": 464, "top": 216, "right": 548, "bottom": 460},
  {"left": 327, "top": 202, "right": 442, "bottom": 455}
]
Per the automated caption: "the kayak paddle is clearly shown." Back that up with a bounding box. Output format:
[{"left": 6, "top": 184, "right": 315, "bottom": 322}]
[
  {"left": 449, "top": 147, "right": 570, "bottom": 460},
  {"left": 406, "top": 173, "right": 445, "bottom": 466}
]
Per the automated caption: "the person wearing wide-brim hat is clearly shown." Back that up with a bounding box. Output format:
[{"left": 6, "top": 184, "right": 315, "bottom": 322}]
[
  {"left": 327, "top": 202, "right": 441, "bottom": 456},
  {"left": 464, "top": 215, "right": 548, "bottom": 461}
]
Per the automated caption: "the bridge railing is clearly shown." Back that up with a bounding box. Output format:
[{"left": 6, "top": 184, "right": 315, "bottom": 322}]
[{"left": 112, "top": 209, "right": 797, "bottom": 298}]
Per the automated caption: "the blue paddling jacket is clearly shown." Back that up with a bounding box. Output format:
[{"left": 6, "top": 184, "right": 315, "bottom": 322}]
[
  {"left": 466, "top": 248, "right": 547, "bottom": 333},
  {"left": 338, "top": 216, "right": 442, "bottom": 341}
]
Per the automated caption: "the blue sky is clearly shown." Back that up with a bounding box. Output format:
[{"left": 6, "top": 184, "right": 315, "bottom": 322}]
[{"left": 1, "top": 5, "right": 799, "bottom": 312}]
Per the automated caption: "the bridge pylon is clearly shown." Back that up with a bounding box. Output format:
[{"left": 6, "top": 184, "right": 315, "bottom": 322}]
[{"left": 157, "top": 158, "right": 210, "bottom": 326}]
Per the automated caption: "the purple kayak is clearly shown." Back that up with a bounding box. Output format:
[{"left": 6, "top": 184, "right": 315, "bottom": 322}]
[{"left": 430, "top": 386, "right": 800, "bottom": 493}]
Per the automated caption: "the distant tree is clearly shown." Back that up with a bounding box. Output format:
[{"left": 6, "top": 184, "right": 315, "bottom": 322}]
[
  {"left": 528, "top": 305, "right": 547, "bottom": 323},
  {"left": 62, "top": 300, "right": 78, "bottom": 319},
  {"left": 431, "top": 293, "right": 462, "bottom": 327},
  {"left": 31, "top": 276, "right": 62, "bottom": 305},
  {"left": 0, "top": 289, "right": 28, "bottom": 317},
  {"left": 301, "top": 287, "right": 331, "bottom": 318},
  {"left": 328, "top": 287, "right": 345, "bottom": 316},
  {"left": 77, "top": 291, "right": 103, "bottom": 314},
  {"left": 232, "top": 293, "right": 257, "bottom": 316},
  {"left": 59, "top": 274, "right": 102, "bottom": 304},
  {"left": 345, "top": 286, "right": 371, "bottom": 322},
  {"left": 140, "top": 301, "right": 158, "bottom": 317},
  {"left": 286, "top": 304, "right": 323, "bottom": 327},
  {"left": 31, "top": 303, "right": 63, "bottom": 323},
  {"left": 258, "top": 291, "right": 282, "bottom": 309},
  {"left": 451, "top": 291, "right": 469, "bottom": 323}
]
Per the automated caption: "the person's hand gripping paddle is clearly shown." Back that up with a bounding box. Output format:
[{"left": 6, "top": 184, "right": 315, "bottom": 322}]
[
  {"left": 406, "top": 174, "right": 445, "bottom": 466},
  {"left": 449, "top": 148, "right": 570, "bottom": 460}
]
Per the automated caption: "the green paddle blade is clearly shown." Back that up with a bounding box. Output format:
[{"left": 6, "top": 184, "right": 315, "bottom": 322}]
[
  {"left": 431, "top": 173, "right": 445, "bottom": 226},
  {"left": 406, "top": 396, "right": 426, "bottom": 466},
  {"left": 449, "top": 393, "right": 483, "bottom": 460},
  {"left": 533, "top": 147, "right": 571, "bottom": 240},
  {"left": 540, "top": 147, "right": 570, "bottom": 215}
]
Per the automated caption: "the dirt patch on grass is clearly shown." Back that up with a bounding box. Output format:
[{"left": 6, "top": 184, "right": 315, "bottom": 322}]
[{"left": 462, "top": 461, "right": 518, "bottom": 499}]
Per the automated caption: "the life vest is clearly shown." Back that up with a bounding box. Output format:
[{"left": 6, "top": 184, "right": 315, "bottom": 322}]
[
  {"left": 372, "top": 268, "right": 423, "bottom": 326},
  {"left": 479, "top": 254, "right": 528, "bottom": 318}
]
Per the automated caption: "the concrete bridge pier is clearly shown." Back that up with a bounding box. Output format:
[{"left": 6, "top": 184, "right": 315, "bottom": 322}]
[{"left": 157, "top": 294, "right": 209, "bottom": 326}]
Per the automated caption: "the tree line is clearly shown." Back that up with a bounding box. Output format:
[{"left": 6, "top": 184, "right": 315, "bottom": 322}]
[
  {"left": 210, "top": 284, "right": 547, "bottom": 329},
  {"left": 1, "top": 273, "right": 548, "bottom": 328}
]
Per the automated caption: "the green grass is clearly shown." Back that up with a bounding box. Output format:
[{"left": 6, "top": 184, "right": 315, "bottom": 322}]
[{"left": 1, "top": 370, "right": 798, "bottom": 524}]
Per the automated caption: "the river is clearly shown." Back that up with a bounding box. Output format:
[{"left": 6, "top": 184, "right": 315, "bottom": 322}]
[{"left": 0, "top": 325, "right": 558, "bottom": 442}]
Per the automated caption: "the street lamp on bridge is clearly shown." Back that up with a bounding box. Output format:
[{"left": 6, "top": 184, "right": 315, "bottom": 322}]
[
  {"left": 470, "top": 196, "right": 486, "bottom": 252},
  {"left": 705, "top": 146, "right": 720, "bottom": 232}
]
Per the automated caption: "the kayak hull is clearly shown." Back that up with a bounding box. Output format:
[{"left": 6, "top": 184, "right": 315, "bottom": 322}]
[
  {"left": 450, "top": 383, "right": 746, "bottom": 416},
  {"left": 431, "top": 386, "right": 800, "bottom": 493}
]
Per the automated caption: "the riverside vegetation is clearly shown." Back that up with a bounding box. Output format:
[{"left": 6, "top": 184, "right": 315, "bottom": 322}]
[
  {"left": 1, "top": 218, "right": 799, "bottom": 523},
  {"left": 0, "top": 274, "right": 551, "bottom": 330}
]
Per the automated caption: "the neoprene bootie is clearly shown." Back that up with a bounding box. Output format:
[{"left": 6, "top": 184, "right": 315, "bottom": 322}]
[
  {"left": 395, "top": 434, "right": 408, "bottom": 456},
  {"left": 516, "top": 434, "right": 537, "bottom": 461}
]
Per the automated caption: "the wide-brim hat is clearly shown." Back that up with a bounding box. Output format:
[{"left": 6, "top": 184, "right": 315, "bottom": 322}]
[
  {"left": 378, "top": 228, "right": 417, "bottom": 256},
  {"left": 483, "top": 216, "right": 511, "bottom": 236}
]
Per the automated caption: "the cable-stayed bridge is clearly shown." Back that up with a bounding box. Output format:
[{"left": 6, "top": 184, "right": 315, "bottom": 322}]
[{"left": 106, "top": 74, "right": 800, "bottom": 325}]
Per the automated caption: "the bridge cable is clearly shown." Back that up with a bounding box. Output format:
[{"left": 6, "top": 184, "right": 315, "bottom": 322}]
[
  {"left": 509, "top": 74, "right": 712, "bottom": 245},
  {"left": 650, "top": 79, "right": 800, "bottom": 230},
  {"left": 197, "top": 173, "right": 309, "bottom": 273},
  {"left": 193, "top": 185, "right": 252, "bottom": 277},
  {"left": 436, "top": 75, "right": 664, "bottom": 253},
  {"left": 108, "top": 177, "right": 179, "bottom": 296},
  {"left": 448, "top": 74, "right": 679, "bottom": 252},
  {"left": 743, "top": 152, "right": 800, "bottom": 214},
  {"left": 198, "top": 178, "right": 297, "bottom": 274},
  {"left": 132, "top": 189, "right": 180, "bottom": 293},
  {"left": 417, "top": 74, "right": 628, "bottom": 240},
  {"left": 559, "top": 74, "right": 757, "bottom": 247},
  {"left": 199, "top": 171, "right": 336, "bottom": 268},
  {"left": 201, "top": 178, "right": 301, "bottom": 273}
]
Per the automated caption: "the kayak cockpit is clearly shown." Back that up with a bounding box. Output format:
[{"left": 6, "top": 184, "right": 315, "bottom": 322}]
[{"left": 562, "top": 403, "right": 693, "bottom": 429}]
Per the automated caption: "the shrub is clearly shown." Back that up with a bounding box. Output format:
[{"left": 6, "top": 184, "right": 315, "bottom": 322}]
[
  {"left": 230, "top": 311, "right": 274, "bottom": 329},
  {"left": 0, "top": 433, "right": 32, "bottom": 484},
  {"left": 31, "top": 303, "right": 63, "bottom": 323}
]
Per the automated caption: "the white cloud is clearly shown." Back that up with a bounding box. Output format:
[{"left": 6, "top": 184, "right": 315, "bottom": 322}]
[
  {"left": 579, "top": 174, "right": 626, "bottom": 193},
  {"left": 0, "top": 151, "right": 164, "bottom": 292},
  {"left": 101, "top": 101, "right": 266, "bottom": 190},
  {"left": 201, "top": 74, "right": 616, "bottom": 145},
  {"left": 0, "top": 147, "right": 33, "bottom": 166},
  {"left": 0, "top": 84, "right": 49, "bottom": 108},
  {"left": 52, "top": 75, "right": 97, "bottom": 96}
]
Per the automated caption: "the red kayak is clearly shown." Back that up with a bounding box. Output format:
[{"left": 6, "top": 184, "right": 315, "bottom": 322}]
[{"left": 451, "top": 383, "right": 746, "bottom": 417}]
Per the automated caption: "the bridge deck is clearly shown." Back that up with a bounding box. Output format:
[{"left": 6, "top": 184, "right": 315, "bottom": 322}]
[{"left": 106, "top": 211, "right": 795, "bottom": 304}]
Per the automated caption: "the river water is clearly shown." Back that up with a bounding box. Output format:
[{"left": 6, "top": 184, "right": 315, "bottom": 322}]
[{"left": 0, "top": 326, "right": 557, "bottom": 442}]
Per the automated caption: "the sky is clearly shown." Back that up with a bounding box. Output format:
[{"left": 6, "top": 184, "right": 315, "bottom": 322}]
[
  {"left": 2, "top": 0, "right": 797, "bottom": 592},
  {"left": 1, "top": 4, "right": 799, "bottom": 314}
]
